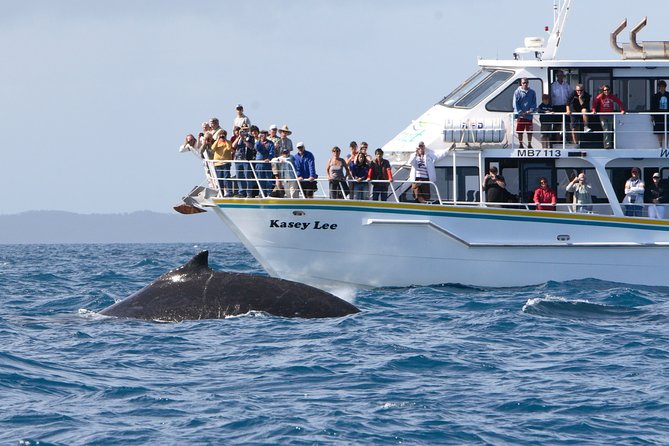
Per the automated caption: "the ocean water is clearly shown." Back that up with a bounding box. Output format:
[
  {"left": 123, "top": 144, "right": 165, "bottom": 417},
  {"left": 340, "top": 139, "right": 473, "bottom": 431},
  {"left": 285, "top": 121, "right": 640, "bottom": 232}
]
[{"left": 1, "top": 243, "right": 668, "bottom": 445}]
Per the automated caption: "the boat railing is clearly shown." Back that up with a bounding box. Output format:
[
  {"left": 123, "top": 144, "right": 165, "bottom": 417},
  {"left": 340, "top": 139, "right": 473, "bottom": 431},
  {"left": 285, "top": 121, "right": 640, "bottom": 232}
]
[
  {"left": 449, "top": 201, "right": 617, "bottom": 215},
  {"left": 203, "top": 159, "right": 446, "bottom": 202},
  {"left": 201, "top": 160, "right": 669, "bottom": 218},
  {"left": 508, "top": 111, "right": 668, "bottom": 150}
]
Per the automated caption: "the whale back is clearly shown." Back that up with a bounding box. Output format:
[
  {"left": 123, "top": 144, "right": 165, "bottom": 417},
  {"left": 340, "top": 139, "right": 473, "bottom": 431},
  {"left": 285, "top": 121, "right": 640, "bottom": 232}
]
[{"left": 100, "top": 251, "right": 359, "bottom": 321}]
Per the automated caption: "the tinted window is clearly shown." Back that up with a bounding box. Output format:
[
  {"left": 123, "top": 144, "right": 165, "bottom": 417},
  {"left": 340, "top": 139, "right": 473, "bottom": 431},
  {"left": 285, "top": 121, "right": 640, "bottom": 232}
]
[{"left": 441, "top": 69, "right": 513, "bottom": 109}]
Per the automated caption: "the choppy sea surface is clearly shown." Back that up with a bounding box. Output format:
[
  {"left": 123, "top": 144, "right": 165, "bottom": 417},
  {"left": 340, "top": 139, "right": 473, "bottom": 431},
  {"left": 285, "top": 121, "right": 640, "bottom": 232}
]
[{"left": 1, "top": 243, "right": 668, "bottom": 445}]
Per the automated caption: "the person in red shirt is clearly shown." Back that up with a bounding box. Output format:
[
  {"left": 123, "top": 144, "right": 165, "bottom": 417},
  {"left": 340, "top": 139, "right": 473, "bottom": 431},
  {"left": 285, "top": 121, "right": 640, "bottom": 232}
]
[
  {"left": 592, "top": 84, "right": 625, "bottom": 149},
  {"left": 533, "top": 177, "right": 557, "bottom": 211}
]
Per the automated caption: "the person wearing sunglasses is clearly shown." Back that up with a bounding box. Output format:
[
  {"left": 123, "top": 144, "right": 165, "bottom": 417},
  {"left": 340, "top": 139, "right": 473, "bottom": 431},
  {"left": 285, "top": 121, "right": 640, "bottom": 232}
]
[
  {"left": 592, "top": 84, "right": 625, "bottom": 149},
  {"left": 533, "top": 177, "right": 557, "bottom": 211},
  {"left": 566, "top": 84, "right": 592, "bottom": 144},
  {"left": 513, "top": 78, "right": 537, "bottom": 148}
]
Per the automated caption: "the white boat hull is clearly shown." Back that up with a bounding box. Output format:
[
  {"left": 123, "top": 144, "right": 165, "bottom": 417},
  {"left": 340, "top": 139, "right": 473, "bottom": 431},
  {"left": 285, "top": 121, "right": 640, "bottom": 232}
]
[{"left": 210, "top": 198, "right": 669, "bottom": 288}]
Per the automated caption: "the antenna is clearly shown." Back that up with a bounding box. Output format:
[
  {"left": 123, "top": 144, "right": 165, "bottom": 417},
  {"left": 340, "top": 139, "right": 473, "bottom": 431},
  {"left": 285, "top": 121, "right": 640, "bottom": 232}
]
[{"left": 543, "top": 0, "right": 572, "bottom": 60}]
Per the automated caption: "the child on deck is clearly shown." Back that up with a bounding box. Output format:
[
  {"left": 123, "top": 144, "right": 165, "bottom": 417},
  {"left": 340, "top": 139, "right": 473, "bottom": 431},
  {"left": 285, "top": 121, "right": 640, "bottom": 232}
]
[{"left": 537, "top": 93, "right": 555, "bottom": 148}]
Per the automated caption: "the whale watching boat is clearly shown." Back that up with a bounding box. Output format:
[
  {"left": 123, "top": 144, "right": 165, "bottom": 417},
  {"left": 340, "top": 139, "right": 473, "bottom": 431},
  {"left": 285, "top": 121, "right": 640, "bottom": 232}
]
[{"left": 177, "top": 0, "right": 669, "bottom": 288}]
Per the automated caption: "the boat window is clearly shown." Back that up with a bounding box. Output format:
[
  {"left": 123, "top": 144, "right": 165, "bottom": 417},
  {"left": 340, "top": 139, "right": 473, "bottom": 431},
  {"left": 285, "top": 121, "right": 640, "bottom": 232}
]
[
  {"left": 612, "top": 78, "right": 650, "bottom": 112},
  {"left": 438, "top": 166, "right": 480, "bottom": 202},
  {"left": 441, "top": 69, "right": 513, "bottom": 109},
  {"left": 486, "top": 78, "right": 543, "bottom": 112}
]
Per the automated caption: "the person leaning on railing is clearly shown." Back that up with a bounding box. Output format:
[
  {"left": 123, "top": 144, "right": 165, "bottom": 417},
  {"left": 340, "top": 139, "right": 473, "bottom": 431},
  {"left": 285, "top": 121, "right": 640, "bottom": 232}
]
[
  {"left": 293, "top": 142, "right": 318, "bottom": 198},
  {"left": 566, "top": 84, "right": 591, "bottom": 144},
  {"left": 533, "top": 177, "right": 557, "bottom": 211}
]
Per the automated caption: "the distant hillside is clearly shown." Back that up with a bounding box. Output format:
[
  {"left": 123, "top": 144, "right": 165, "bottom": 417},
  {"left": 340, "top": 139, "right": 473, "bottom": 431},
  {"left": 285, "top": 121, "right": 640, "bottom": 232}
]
[{"left": 0, "top": 210, "right": 237, "bottom": 244}]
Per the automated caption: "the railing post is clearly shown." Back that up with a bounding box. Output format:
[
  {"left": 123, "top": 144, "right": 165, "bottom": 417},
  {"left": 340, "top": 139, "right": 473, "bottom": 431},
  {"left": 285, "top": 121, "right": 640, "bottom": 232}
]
[
  {"left": 562, "top": 114, "right": 567, "bottom": 148},
  {"left": 452, "top": 150, "right": 457, "bottom": 205}
]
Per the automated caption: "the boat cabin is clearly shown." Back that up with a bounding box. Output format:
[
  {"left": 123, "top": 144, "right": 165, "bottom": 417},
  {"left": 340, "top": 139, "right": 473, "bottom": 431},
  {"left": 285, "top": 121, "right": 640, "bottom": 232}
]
[{"left": 381, "top": 17, "right": 669, "bottom": 218}]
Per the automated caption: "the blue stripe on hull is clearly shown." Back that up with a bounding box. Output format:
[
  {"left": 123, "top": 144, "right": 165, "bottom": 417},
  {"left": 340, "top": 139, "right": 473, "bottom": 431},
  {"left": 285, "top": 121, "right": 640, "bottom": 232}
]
[{"left": 213, "top": 199, "right": 669, "bottom": 232}]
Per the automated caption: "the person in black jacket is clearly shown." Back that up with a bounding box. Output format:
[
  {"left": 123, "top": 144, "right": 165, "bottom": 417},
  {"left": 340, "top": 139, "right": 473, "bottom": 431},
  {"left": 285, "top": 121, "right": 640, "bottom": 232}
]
[
  {"left": 651, "top": 80, "right": 669, "bottom": 148},
  {"left": 647, "top": 172, "right": 666, "bottom": 219},
  {"left": 566, "top": 84, "right": 591, "bottom": 144}
]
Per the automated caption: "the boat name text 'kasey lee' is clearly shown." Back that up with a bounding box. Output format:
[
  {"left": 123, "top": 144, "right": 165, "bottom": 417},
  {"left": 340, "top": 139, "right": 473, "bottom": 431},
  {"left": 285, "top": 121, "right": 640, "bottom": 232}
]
[{"left": 269, "top": 220, "right": 339, "bottom": 231}]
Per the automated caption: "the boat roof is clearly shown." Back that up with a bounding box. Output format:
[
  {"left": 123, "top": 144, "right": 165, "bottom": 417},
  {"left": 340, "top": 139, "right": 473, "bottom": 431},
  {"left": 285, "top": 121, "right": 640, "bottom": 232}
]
[{"left": 478, "top": 58, "right": 669, "bottom": 69}]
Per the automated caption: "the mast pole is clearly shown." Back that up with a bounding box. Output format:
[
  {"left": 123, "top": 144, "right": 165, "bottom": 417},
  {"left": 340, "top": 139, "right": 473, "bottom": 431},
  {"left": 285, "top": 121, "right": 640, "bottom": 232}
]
[{"left": 543, "top": 0, "right": 572, "bottom": 60}]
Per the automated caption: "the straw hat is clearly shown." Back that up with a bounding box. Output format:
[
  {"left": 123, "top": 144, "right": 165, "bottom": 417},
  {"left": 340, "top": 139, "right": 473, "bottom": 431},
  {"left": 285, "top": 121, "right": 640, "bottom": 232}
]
[{"left": 279, "top": 125, "right": 292, "bottom": 135}]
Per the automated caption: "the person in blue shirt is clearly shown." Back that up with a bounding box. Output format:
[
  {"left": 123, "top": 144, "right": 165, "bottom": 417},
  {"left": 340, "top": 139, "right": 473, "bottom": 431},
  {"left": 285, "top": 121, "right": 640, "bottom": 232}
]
[
  {"left": 513, "top": 78, "right": 537, "bottom": 148},
  {"left": 254, "top": 130, "right": 275, "bottom": 197},
  {"left": 293, "top": 142, "right": 318, "bottom": 198}
]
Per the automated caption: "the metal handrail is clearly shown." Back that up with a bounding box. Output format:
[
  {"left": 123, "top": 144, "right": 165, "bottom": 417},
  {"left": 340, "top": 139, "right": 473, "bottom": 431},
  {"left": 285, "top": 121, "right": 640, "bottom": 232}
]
[
  {"left": 509, "top": 111, "right": 668, "bottom": 150},
  {"left": 204, "top": 159, "right": 446, "bottom": 203},
  {"left": 202, "top": 160, "right": 669, "bottom": 219}
]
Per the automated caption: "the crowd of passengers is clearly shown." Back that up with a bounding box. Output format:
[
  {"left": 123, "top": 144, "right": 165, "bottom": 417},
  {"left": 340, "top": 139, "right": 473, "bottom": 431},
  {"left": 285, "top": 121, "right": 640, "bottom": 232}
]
[
  {"left": 483, "top": 166, "right": 667, "bottom": 218},
  {"left": 180, "top": 104, "right": 438, "bottom": 202},
  {"left": 180, "top": 104, "right": 668, "bottom": 217},
  {"left": 513, "top": 74, "right": 669, "bottom": 149}
]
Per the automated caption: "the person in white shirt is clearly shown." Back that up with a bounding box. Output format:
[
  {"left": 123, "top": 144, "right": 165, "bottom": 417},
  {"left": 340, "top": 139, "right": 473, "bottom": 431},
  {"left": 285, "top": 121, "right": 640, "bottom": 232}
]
[
  {"left": 408, "top": 142, "right": 446, "bottom": 203},
  {"left": 550, "top": 70, "right": 572, "bottom": 143},
  {"left": 179, "top": 134, "right": 202, "bottom": 159},
  {"left": 623, "top": 167, "right": 645, "bottom": 217},
  {"left": 233, "top": 104, "right": 251, "bottom": 129}
]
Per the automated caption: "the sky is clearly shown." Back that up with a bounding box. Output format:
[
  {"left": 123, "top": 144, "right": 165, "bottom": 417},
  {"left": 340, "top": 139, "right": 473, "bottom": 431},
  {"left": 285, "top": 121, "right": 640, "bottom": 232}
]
[{"left": 1, "top": 0, "right": 666, "bottom": 214}]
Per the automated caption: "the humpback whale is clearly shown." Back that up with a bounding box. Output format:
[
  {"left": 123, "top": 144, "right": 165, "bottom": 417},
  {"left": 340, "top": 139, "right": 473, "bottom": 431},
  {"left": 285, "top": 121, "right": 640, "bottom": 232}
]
[{"left": 100, "top": 251, "right": 359, "bottom": 321}]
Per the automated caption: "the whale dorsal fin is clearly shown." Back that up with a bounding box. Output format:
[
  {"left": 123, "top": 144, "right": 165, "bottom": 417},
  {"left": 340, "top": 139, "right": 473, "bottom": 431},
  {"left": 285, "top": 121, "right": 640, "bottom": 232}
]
[{"left": 179, "top": 250, "right": 210, "bottom": 272}]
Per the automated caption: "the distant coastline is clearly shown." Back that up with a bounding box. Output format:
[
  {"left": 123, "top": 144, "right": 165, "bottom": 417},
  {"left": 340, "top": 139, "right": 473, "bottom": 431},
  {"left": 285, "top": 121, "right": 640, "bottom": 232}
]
[{"left": 0, "top": 210, "right": 236, "bottom": 244}]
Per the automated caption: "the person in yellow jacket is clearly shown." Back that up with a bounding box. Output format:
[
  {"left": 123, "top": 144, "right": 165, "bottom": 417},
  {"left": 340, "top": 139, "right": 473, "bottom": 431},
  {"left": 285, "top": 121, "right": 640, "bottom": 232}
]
[{"left": 212, "top": 131, "right": 235, "bottom": 197}]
